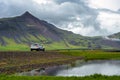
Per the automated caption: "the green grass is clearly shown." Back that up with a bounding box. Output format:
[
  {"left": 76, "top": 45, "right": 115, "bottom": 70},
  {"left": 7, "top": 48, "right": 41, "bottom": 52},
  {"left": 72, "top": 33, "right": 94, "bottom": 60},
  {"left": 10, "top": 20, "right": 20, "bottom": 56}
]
[
  {"left": 0, "top": 36, "right": 82, "bottom": 51},
  {"left": 0, "top": 45, "right": 29, "bottom": 51},
  {"left": 59, "top": 50, "right": 120, "bottom": 60},
  {"left": 0, "top": 74, "right": 120, "bottom": 80},
  {"left": 44, "top": 41, "right": 81, "bottom": 50},
  {"left": 0, "top": 37, "right": 29, "bottom": 51}
]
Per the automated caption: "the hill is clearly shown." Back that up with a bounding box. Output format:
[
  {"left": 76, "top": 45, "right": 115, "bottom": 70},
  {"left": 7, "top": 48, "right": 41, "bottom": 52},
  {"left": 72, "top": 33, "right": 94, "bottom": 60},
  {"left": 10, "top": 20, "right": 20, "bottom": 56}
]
[
  {"left": 109, "top": 32, "right": 120, "bottom": 39},
  {"left": 0, "top": 11, "right": 91, "bottom": 50},
  {"left": 0, "top": 11, "right": 120, "bottom": 51}
]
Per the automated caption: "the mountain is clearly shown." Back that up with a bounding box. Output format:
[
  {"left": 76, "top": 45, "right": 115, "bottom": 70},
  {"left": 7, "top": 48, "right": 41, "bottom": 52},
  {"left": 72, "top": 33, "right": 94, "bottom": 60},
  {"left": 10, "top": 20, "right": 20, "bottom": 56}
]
[
  {"left": 0, "top": 11, "right": 66, "bottom": 41},
  {"left": 0, "top": 11, "right": 120, "bottom": 51},
  {"left": 0, "top": 11, "right": 91, "bottom": 50},
  {"left": 109, "top": 32, "right": 120, "bottom": 39}
]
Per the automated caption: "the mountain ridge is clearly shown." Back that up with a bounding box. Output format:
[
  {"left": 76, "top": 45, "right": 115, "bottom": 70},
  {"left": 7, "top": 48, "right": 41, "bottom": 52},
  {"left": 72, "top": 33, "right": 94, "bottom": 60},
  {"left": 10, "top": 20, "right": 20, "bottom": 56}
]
[
  {"left": 109, "top": 32, "right": 120, "bottom": 39},
  {"left": 0, "top": 11, "right": 120, "bottom": 50},
  {"left": 0, "top": 11, "right": 86, "bottom": 50}
]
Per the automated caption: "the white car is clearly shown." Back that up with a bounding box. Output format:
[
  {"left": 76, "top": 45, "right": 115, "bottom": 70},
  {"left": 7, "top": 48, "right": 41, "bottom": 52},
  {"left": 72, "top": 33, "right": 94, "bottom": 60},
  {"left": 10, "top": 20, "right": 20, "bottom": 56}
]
[{"left": 30, "top": 43, "right": 45, "bottom": 51}]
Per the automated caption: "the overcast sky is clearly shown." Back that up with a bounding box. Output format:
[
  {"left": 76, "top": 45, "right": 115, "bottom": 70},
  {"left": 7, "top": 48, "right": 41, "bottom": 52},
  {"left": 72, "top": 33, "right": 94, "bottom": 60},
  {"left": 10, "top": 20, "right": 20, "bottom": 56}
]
[{"left": 0, "top": 0, "right": 120, "bottom": 36}]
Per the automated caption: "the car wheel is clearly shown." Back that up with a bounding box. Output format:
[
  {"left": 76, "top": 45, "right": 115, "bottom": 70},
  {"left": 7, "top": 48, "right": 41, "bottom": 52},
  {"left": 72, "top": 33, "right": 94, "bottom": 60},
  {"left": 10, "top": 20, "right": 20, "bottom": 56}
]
[{"left": 43, "top": 49, "right": 45, "bottom": 51}]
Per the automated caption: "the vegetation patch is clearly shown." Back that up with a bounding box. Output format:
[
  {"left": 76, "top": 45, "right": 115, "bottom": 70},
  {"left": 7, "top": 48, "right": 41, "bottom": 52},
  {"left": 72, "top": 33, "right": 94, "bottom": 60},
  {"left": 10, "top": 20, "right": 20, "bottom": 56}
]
[
  {"left": 59, "top": 50, "right": 120, "bottom": 60},
  {"left": 0, "top": 74, "right": 120, "bottom": 80}
]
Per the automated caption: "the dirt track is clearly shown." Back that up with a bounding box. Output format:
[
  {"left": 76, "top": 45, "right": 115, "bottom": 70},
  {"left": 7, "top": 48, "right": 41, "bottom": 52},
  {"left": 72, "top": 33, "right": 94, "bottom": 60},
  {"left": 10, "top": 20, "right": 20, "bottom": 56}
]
[{"left": 0, "top": 51, "right": 83, "bottom": 74}]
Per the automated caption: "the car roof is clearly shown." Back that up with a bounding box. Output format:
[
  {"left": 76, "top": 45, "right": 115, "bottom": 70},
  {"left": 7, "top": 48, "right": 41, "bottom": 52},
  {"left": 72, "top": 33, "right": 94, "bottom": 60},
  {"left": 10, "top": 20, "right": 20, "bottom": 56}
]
[{"left": 31, "top": 43, "right": 39, "bottom": 45}]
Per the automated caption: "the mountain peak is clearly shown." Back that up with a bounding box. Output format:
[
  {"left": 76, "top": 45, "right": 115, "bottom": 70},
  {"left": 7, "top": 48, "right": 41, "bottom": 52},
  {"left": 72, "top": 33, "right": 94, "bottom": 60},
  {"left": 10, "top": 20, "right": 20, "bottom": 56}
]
[
  {"left": 20, "top": 11, "right": 40, "bottom": 21},
  {"left": 21, "top": 11, "right": 33, "bottom": 17}
]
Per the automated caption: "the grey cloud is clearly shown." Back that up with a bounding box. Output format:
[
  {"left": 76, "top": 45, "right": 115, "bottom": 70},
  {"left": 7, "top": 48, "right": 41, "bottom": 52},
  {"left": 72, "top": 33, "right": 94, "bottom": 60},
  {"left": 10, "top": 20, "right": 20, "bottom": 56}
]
[
  {"left": 118, "top": 9, "right": 120, "bottom": 12},
  {"left": 54, "top": 0, "right": 81, "bottom": 4},
  {"left": 0, "top": 0, "right": 119, "bottom": 36},
  {"left": 97, "top": 8, "right": 120, "bottom": 14},
  {"left": 0, "top": 0, "right": 36, "bottom": 18},
  {"left": 54, "top": 0, "right": 102, "bottom": 31}
]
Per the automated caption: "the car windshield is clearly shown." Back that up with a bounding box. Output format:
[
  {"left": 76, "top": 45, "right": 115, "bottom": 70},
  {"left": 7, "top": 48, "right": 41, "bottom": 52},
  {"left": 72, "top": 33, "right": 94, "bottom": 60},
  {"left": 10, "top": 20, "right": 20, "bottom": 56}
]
[{"left": 32, "top": 44, "right": 39, "bottom": 46}]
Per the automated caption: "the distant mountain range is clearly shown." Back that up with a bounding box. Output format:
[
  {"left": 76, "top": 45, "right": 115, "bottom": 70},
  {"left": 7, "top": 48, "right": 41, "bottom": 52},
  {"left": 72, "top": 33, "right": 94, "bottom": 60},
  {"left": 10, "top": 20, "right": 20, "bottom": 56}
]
[
  {"left": 0, "top": 11, "right": 120, "bottom": 50},
  {"left": 109, "top": 32, "right": 120, "bottom": 39}
]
